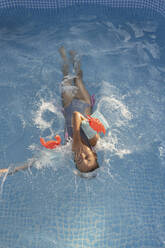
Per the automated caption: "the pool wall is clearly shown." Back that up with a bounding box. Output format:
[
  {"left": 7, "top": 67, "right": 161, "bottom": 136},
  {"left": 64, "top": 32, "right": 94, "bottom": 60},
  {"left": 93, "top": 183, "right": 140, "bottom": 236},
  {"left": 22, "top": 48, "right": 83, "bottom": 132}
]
[{"left": 0, "top": 0, "right": 165, "bottom": 17}]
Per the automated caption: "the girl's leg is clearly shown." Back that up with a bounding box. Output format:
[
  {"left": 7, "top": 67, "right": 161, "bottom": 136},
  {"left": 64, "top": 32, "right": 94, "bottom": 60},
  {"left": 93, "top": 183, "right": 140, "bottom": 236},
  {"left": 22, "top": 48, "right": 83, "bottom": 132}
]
[
  {"left": 69, "top": 50, "right": 91, "bottom": 106},
  {"left": 59, "top": 46, "right": 74, "bottom": 108},
  {"left": 59, "top": 46, "right": 69, "bottom": 77}
]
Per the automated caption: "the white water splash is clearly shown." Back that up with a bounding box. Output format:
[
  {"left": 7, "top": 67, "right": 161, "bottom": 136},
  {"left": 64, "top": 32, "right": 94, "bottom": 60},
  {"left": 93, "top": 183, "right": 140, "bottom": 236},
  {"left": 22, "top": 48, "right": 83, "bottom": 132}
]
[
  {"left": 33, "top": 99, "right": 64, "bottom": 133},
  {"left": 29, "top": 140, "right": 73, "bottom": 171},
  {"left": 97, "top": 94, "right": 132, "bottom": 128},
  {"left": 96, "top": 135, "right": 131, "bottom": 159}
]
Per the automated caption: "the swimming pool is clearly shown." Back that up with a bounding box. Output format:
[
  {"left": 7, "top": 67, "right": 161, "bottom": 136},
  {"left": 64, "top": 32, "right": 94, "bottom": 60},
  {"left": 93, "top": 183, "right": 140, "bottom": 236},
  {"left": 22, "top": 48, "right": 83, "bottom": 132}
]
[{"left": 0, "top": 1, "right": 165, "bottom": 247}]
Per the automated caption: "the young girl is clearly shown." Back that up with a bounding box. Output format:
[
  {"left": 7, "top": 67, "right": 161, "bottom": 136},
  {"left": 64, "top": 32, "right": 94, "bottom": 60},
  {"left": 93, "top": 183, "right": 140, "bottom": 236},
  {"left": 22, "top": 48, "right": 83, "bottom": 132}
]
[{"left": 60, "top": 47, "right": 99, "bottom": 173}]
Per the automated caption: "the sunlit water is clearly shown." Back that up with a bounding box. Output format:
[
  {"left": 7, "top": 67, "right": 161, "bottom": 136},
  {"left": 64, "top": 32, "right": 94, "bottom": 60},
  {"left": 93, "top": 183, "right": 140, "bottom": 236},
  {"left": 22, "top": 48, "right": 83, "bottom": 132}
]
[{"left": 0, "top": 8, "right": 165, "bottom": 248}]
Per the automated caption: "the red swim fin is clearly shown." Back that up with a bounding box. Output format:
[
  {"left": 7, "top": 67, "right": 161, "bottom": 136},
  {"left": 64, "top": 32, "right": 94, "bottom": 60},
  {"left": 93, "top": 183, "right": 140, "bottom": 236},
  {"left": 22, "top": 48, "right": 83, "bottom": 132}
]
[
  {"left": 87, "top": 115, "right": 106, "bottom": 135},
  {"left": 40, "top": 135, "right": 61, "bottom": 149}
]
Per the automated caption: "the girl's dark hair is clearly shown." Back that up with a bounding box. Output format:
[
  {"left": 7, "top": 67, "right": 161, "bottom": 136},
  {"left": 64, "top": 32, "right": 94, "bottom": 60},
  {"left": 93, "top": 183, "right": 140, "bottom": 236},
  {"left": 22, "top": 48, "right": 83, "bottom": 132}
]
[{"left": 88, "top": 152, "right": 99, "bottom": 172}]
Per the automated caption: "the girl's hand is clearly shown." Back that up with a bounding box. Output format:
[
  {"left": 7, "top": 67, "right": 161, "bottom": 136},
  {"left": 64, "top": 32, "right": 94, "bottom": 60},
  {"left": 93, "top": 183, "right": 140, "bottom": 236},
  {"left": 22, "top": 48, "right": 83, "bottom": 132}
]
[
  {"left": 0, "top": 168, "right": 9, "bottom": 176},
  {"left": 79, "top": 113, "right": 87, "bottom": 121}
]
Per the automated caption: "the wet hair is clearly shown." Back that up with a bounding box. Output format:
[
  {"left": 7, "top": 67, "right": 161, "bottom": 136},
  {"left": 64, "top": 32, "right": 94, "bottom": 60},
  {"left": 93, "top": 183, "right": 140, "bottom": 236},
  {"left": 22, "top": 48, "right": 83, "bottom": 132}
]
[
  {"left": 92, "top": 158, "right": 99, "bottom": 171},
  {"left": 88, "top": 153, "right": 99, "bottom": 172}
]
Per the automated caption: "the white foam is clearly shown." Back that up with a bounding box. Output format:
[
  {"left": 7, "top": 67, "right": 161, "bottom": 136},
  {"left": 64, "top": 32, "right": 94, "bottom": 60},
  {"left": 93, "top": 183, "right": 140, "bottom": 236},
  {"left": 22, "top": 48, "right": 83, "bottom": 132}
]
[
  {"left": 159, "top": 142, "right": 165, "bottom": 166},
  {"left": 29, "top": 141, "right": 72, "bottom": 170},
  {"left": 97, "top": 95, "right": 132, "bottom": 127},
  {"left": 33, "top": 99, "right": 63, "bottom": 132},
  {"left": 96, "top": 134, "right": 132, "bottom": 159}
]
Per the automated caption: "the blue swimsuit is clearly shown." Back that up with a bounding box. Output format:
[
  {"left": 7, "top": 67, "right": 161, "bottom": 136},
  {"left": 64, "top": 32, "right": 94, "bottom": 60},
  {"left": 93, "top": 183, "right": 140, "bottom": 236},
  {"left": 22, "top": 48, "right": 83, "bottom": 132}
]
[
  {"left": 64, "top": 99, "right": 90, "bottom": 138},
  {"left": 63, "top": 98, "right": 95, "bottom": 151}
]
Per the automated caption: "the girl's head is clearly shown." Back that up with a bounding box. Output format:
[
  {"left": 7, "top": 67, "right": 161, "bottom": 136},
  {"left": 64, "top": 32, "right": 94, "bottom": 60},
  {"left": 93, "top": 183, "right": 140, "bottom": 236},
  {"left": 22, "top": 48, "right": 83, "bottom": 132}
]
[{"left": 74, "top": 144, "right": 99, "bottom": 173}]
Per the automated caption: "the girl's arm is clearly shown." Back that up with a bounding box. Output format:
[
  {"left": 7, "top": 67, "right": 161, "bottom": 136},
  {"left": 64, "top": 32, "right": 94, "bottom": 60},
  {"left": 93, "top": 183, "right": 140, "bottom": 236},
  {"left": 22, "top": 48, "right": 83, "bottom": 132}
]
[
  {"left": 89, "top": 133, "right": 99, "bottom": 147},
  {"left": 72, "top": 111, "right": 82, "bottom": 151},
  {"left": 0, "top": 158, "right": 35, "bottom": 177},
  {"left": 72, "top": 111, "right": 99, "bottom": 149}
]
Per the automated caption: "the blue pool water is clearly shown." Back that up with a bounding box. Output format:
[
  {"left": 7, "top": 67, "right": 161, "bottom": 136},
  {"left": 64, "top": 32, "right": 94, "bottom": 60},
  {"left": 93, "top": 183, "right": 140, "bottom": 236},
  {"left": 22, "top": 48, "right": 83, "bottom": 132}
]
[{"left": 0, "top": 7, "right": 165, "bottom": 248}]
